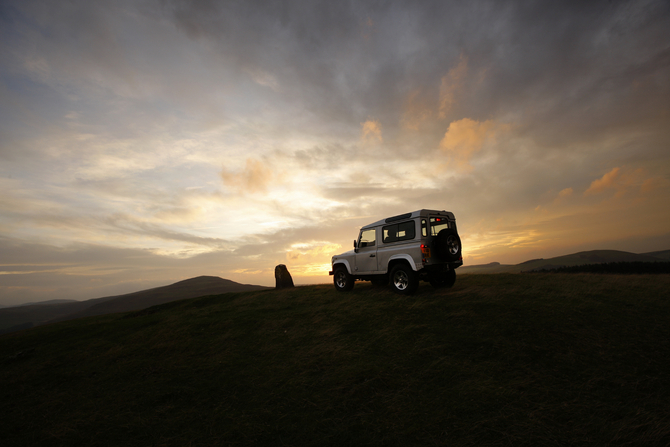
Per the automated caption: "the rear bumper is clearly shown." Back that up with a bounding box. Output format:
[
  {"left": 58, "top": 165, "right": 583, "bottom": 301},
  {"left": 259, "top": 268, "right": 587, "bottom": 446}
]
[{"left": 421, "top": 259, "right": 463, "bottom": 272}]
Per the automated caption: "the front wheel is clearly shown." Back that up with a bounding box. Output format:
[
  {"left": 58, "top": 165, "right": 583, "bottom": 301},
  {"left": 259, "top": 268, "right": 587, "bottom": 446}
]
[
  {"left": 333, "top": 266, "right": 354, "bottom": 292},
  {"left": 390, "top": 264, "right": 419, "bottom": 295}
]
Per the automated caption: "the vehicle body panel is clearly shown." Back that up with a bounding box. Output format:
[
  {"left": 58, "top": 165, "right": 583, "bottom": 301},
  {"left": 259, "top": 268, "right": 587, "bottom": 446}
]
[{"left": 330, "top": 209, "right": 463, "bottom": 286}]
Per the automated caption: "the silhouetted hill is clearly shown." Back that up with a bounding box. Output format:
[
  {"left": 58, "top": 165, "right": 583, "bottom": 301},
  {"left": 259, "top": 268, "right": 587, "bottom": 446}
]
[
  {"left": 2, "top": 299, "right": 78, "bottom": 309},
  {"left": 460, "top": 249, "right": 669, "bottom": 274},
  {"left": 2, "top": 276, "right": 669, "bottom": 446},
  {"left": 643, "top": 249, "right": 670, "bottom": 260},
  {"left": 0, "top": 276, "right": 268, "bottom": 334},
  {"left": 0, "top": 296, "right": 117, "bottom": 333}
]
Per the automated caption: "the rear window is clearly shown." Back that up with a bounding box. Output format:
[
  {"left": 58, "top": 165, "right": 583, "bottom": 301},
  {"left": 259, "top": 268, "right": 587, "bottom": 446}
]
[
  {"left": 383, "top": 221, "right": 416, "bottom": 243},
  {"left": 429, "top": 217, "right": 450, "bottom": 236}
]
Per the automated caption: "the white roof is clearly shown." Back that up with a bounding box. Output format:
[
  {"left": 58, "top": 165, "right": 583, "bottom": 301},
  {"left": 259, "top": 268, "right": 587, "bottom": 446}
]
[{"left": 361, "top": 209, "right": 455, "bottom": 229}]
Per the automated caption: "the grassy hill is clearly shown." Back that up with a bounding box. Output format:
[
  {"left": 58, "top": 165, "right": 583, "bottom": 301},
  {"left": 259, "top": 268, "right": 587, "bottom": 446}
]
[
  {"left": 644, "top": 249, "right": 670, "bottom": 260},
  {"left": 2, "top": 274, "right": 669, "bottom": 446},
  {"left": 0, "top": 276, "right": 268, "bottom": 334},
  {"left": 460, "top": 249, "right": 670, "bottom": 274}
]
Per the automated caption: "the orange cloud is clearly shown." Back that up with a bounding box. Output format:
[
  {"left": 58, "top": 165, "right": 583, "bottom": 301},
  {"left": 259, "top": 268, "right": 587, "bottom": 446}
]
[
  {"left": 439, "top": 118, "right": 505, "bottom": 170},
  {"left": 583, "top": 167, "right": 666, "bottom": 198},
  {"left": 640, "top": 176, "right": 670, "bottom": 194},
  {"left": 552, "top": 187, "right": 574, "bottom": 205},
  {"left": 361, "top": 119, "right": 383, "bottom": 144},
  {"left": 558, "top": 187, "right": 574, "bottom": 198},
  {"left": 401, "top": 89, "right": 433, "bottom": 130},
  {"left": 220, "top": 158, "right": 273, "bottom": 193},
  {"left": 584, "top": 167, "right": 621, "bottom": 196},
  {"left": 439, "top": 54, "right": 468, "bottom": 118}
]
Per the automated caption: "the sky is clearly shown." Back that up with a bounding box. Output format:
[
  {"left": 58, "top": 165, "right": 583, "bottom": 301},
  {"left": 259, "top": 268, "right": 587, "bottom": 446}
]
[{"left": 1, "top": 0, "right": 669, "bottom": 306}]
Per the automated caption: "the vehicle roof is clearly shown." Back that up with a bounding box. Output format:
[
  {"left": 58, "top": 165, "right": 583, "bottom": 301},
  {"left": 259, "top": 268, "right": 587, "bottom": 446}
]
[{"left": 360, "top": 209, "right": 455, "bottom": 230}]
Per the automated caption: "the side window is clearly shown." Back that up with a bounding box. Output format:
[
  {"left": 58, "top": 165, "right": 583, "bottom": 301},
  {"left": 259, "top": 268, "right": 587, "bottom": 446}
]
[
  {"left": 421, "top": 219, "right": 427, "bottom": 237},
  {"left": 358, "top": 228, "right": 376, "bottom": 248},
  {"left": 383, "top": 221, "right": 416, "bottom": 243},
  {"left": 430, "top": 217, "right": 450, "bottom": 236}
]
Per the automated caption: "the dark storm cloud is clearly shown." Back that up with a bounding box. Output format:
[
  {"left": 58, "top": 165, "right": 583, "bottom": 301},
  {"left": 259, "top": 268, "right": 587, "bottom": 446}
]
[
  {"left": 157, "top": 0, "right": 670, "bottom": 155},
  {"left": 7, "top": 0, "right": 667, "bottom": 150},
  {"left": 142, "top": 0, "right": 666, "bottom": 169}
]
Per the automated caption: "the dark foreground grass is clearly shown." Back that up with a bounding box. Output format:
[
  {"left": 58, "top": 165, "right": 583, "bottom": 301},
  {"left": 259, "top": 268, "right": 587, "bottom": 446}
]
[{"left": 1, "top": 274, "right": 669, "bottom": 446}]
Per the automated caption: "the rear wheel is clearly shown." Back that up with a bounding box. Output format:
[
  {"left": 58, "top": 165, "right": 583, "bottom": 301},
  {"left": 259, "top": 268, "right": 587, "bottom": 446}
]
[
  {"left": 390, "top": 264, "right": 419, "bottom": 295},
  {"left": 333, "top": 266, "right": 354, "bottom": 292}
]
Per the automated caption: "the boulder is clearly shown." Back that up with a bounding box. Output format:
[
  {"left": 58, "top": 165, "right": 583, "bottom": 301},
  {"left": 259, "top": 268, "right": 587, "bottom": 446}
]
[{"left": 274, "top": 264, "right": 295, "bottom": 289}]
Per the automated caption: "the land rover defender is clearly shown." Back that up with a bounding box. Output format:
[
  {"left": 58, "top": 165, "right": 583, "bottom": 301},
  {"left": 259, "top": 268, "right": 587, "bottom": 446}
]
[{"left": 329, "top": 209, "right": 463, "bottom": 295}]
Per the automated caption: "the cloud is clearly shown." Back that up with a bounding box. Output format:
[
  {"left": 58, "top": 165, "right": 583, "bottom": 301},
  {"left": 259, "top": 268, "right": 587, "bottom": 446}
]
[
  {"left": 248, "top": 69, "right": 280, "bottom": 91},
  {"left": 583, "top": 167, "right": 662, "bottom": 198},
  {"left": 1, "top": 0, "right": 669, "bottom": 305},
  {"left": 401, "top": 89, "right": 434, "bottom": 130},
  {"left": 558, "top": 187, "right": 573, "bottom": 198},
  {"left": 361, "top": 17, "right": 375, "bottom": 39},
  {"left": 285, "top": 241, "right": 342, "bottom": 277},
  {"left": 553, "top": 187, "right": 574, "bottom": 205},
  {"left": 584, "top": 167, "right": 622, "bottom": 196},
  {"left": 361, "top": 119, "right": 383, "bottom": 144},
  {"left": 439, "top": 54, "right": 468, "bottom": 118},
  {"left": 640, "top": 176, "right": 670, "bottom": 194},
  {"left": 220, "top": 158, "right": 274, "bottom": 194},
  {"left": 439, "top": 118, "right": 508, "bottom": 171}
]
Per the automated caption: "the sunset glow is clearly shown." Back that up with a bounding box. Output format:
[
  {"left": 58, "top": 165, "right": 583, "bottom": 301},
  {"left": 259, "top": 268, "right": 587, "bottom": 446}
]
[{"left": 1, "top": 1, "right": 669, "bottom": 305}]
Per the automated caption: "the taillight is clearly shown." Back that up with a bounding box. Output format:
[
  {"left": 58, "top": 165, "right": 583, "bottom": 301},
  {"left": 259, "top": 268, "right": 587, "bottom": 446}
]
[{"left": 421, "top": 244, "right": 431, "bottom": 265}]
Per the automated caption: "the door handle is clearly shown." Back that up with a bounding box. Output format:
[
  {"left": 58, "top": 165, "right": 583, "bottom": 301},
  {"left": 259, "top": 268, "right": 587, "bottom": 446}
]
[{"left": 370, "top": 254, "right": 376, "bottom": 257}]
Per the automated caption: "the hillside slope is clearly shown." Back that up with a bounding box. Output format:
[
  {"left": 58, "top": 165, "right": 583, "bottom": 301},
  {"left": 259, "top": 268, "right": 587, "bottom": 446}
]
[
  {"left": 0, "top": 276, "right": 268, "bottom": 333},
  {"left": 643, "top": 249, "right": 670, "bottom": 260},
  {"left": 2, "top": 274, "right": 669, "bottom": 446},
  {"left": 460, "top": 249, "right": 669, "bottom": 273},
  {"left": 48, "top": 276, "right": 269, "bottom": 322}
]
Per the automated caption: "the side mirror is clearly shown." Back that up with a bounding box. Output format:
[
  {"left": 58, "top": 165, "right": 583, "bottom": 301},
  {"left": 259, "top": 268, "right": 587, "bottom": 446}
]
[{"left": 353, "top": 239, "right": 358, "bottom": 253}]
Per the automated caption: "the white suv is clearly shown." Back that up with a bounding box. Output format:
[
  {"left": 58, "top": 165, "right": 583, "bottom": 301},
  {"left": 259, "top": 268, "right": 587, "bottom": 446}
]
[{"left": 329, "top": 209, "right": 463, "bottom": 295}]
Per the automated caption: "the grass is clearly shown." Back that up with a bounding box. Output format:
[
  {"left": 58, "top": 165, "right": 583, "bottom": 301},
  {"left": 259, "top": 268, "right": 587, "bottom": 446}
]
[{"left": 1, "top": 273, "right": 669, "bottom": 446}]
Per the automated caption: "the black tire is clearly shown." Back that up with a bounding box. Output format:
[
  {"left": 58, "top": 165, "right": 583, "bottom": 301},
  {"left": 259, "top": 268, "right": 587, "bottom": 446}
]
[
  {"left": 333, "top": 266, "right": 355, "bottom": 292},
  {"left": 435, "top": 228, "right": 462, "bottom": 262},
  {"left": 390, "top": 264, "right": 419, "bottom": 295},
  {"left": 429, "top": 269, "right": 456, "bottom": 288}
]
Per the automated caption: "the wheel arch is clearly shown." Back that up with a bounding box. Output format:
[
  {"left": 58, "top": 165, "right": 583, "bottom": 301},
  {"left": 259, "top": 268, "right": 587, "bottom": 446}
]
[
  {"left": 333, "top": 260, "right": 353, "bottom": 275},
  {"left": 386, "top": 254, "right": 419, "bottom": 273}
]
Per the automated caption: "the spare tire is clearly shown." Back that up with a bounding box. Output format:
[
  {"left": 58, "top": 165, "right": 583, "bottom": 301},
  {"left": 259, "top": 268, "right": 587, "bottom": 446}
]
[{"left": 435, "top": 228, "right": 462, "bottom": 261}]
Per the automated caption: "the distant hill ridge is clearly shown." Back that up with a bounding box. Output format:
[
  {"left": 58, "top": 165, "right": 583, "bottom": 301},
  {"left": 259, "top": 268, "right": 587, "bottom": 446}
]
[
  {"left": 460, "top": 249, "right": 670, "bottom": 274},
  {"left": 0, "top": 276, "right": 269, "bottom": 334},
  {"left": 2, "top": 249, "right": 669, "bottom": 334}
]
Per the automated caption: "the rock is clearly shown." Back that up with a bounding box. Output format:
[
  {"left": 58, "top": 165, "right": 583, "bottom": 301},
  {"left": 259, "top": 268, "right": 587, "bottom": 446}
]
[{"left": 275, "top": 264, "right": 295, "bottom": 289}]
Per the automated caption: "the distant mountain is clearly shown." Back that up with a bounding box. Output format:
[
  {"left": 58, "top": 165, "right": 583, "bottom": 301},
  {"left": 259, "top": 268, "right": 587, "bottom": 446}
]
[
  {"left": 459, "top": 249, "right": 670, "bottom": 274},
  {"left": 4, "top": 299, "right": 79, "bottom": 309},
  {"left": 642, "top": 249, "right": 670, "bottom": 261},
  {"left": 0, "top": 276, "right": 269, "bottom": 334}
]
